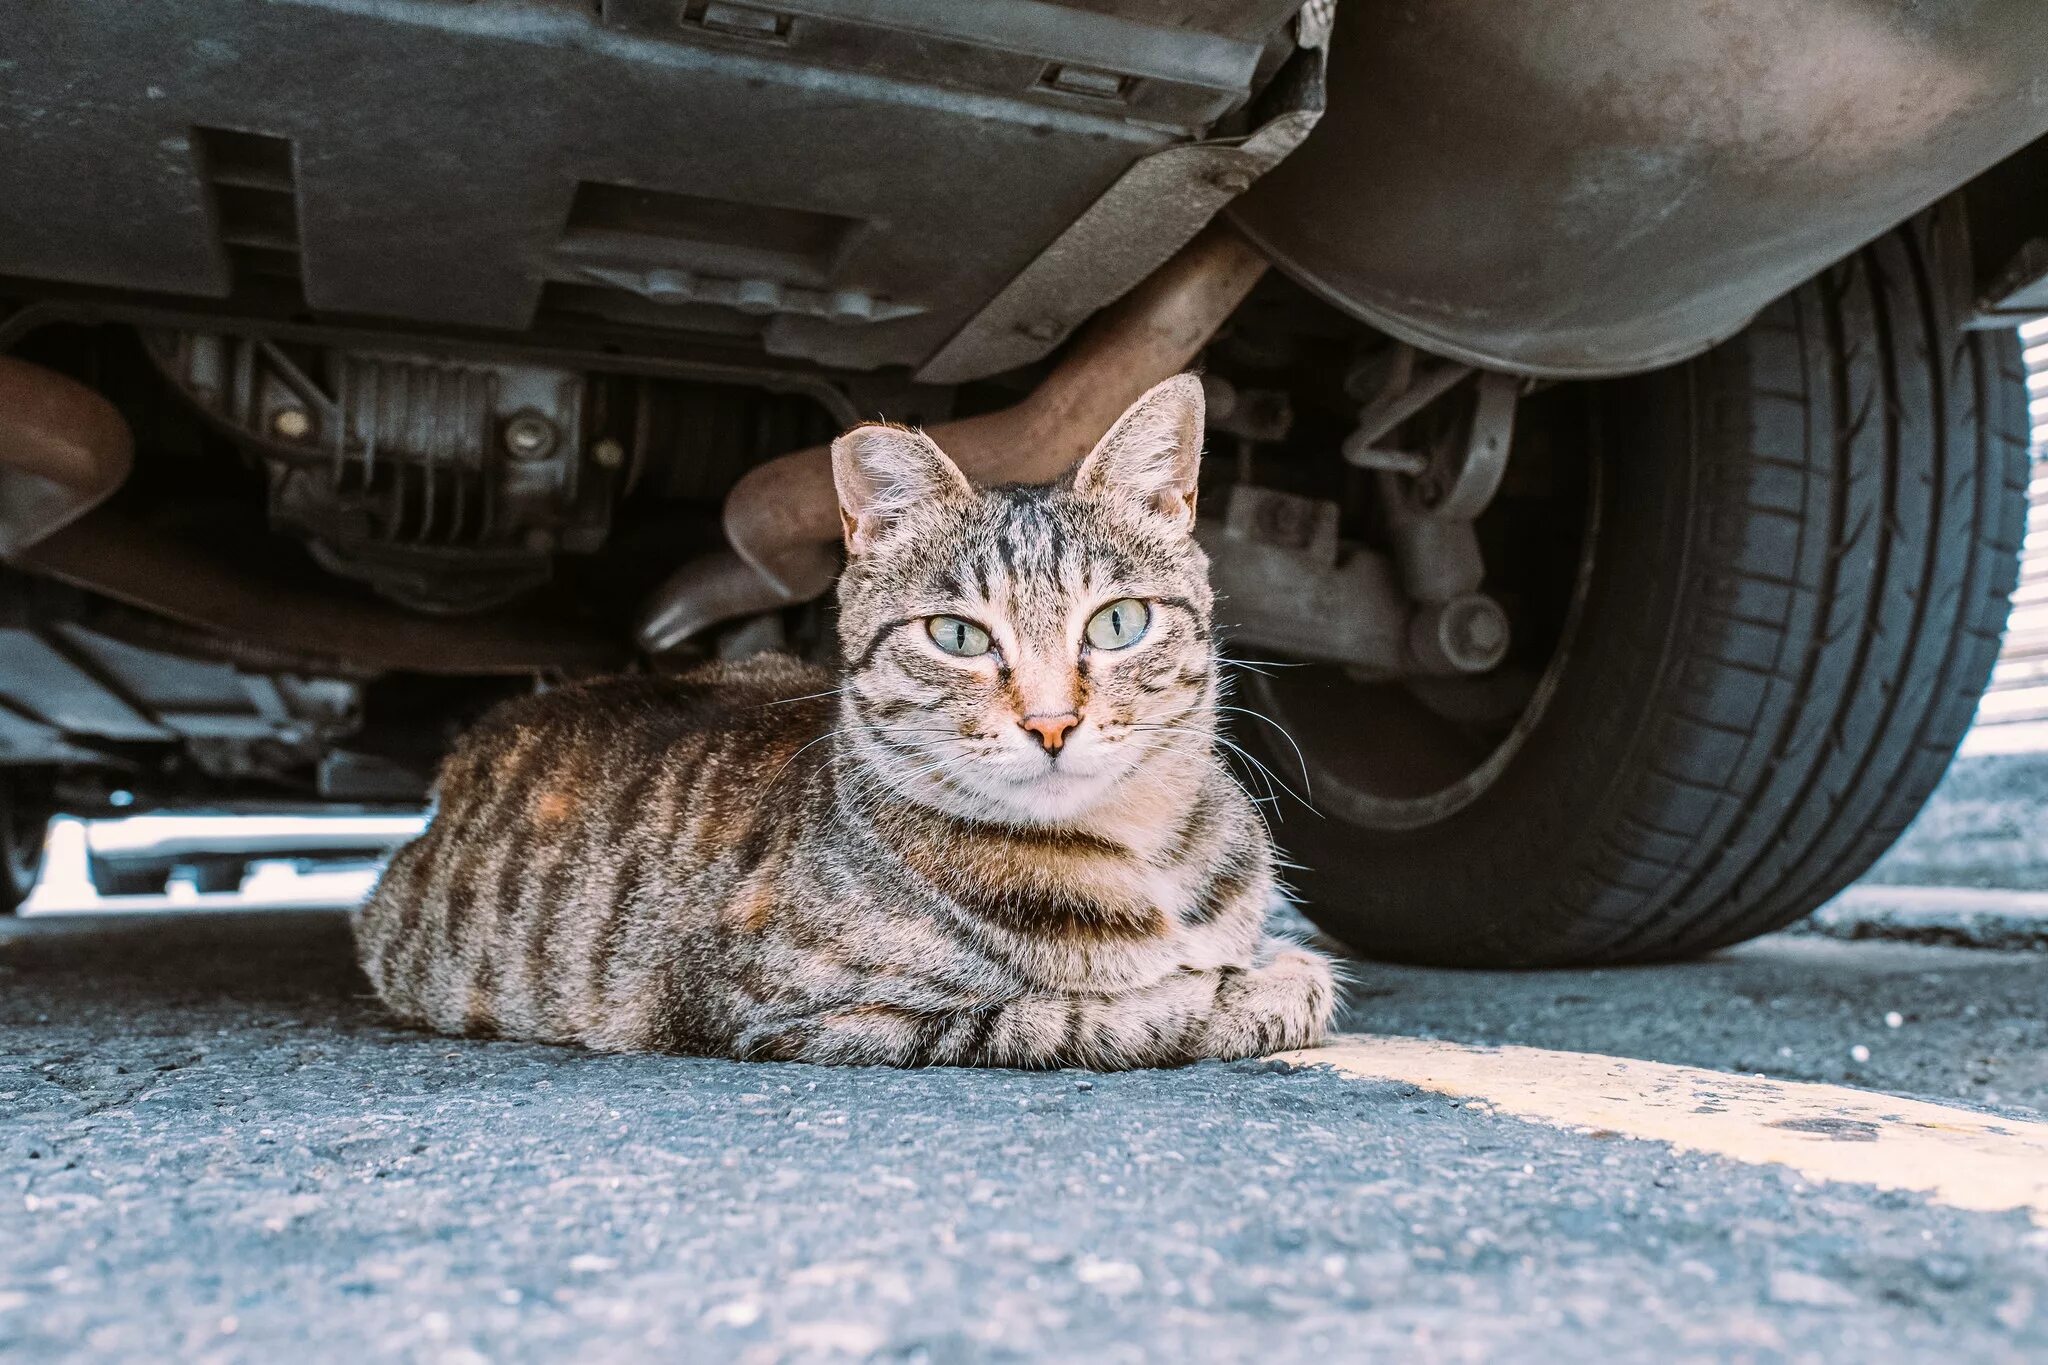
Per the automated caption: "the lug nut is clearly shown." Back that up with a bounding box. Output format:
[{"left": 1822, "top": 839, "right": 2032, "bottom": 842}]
[
  {"left": 503, "top": 411, "right": 558, "bottom": 461},
  {"left": 1410, "top": 594, "right": 1512, "bottom": 675},
  {"left": 1458, "top": 604, "right": 1506, "bottom": 656},
  {"left": 271, "top": 407, "right": 312, "bottom": 440},
  {"left": 1440, "top": 596, "right": 1511, "bottom": 672}
]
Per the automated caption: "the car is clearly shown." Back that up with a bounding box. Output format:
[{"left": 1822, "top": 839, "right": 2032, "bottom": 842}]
[
  {"left": 2, "top": 1, "right": 2045, "bottom": 963},
  {"left": 76, "top": 812, "right": 426, "bottom": 900}
]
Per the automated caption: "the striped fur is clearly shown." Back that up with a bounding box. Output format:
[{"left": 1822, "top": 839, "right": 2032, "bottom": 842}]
[{"left": 354, "top": 375, "right": 1335, "bottom": 1068}]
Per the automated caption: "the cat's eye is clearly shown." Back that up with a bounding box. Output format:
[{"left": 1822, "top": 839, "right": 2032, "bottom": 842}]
[
  {"left": 1085, "top": 598, "right": 1151, "bottom": 650},
  {"left": 926, "top": 615, "right": 992, "bottom": 657}
]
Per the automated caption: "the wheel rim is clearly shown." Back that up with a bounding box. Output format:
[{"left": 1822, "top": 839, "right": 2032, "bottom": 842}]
[{"left": 1243, "top": 422, "right": 1602, "bottom": 833}]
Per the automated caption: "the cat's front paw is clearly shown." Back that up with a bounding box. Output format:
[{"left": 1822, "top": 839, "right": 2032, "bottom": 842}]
[{"left": 1204, "top": 947, "right": 1337, "bottom": 1059}]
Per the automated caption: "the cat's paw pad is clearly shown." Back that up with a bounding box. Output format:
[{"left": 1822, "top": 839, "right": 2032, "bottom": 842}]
[{"left": 1208, "top": 949, "right": 1337, "bottom": 1058}]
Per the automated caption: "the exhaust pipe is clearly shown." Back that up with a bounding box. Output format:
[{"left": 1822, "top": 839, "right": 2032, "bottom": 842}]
[
  {"left": 0, "top": 356, "right": 134, "bottom": 558},
  {"left": 637, "top": 221, "right": 1272, "bottom": 650},
  {"left": 20, "top": 512, "right": 623, "bottom": 675}
]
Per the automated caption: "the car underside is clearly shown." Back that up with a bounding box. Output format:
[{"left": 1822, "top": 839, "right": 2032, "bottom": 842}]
[{"left": 5, "top": 0, "right": 2048, "bottom": 963}]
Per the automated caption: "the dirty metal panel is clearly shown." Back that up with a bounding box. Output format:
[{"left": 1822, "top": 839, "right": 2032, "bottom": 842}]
[
  {"left": 1231, "top": 0, "right": 2048, "bottom": 377},
  {"left": 54, "top": 623, "right": 282, "bottom": 737},
  {"left": 0, "top": 702, "right": 108, "bottom": 766},
  {"left": 1053, "top": 0, "right": 1305, "bottom": 43},
  {"left": 0, "top": 628, "right": 169, "bottom": 742},
  {"left": 599, "top": 0, "right": 1271, "bottom": 127},
  {"left": 0, "top": 0, "right": 1300, "bottom": 372},
  {"left": 919, "top": 32, "right": 1328, "bottom": 383}
]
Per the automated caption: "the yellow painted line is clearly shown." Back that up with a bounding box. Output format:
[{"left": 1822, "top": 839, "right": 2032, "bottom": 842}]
[{"left": 1273, "top": 1034, "right": 2048, "bottom": 1227}]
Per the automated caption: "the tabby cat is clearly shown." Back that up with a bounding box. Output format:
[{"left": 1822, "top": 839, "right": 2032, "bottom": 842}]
[{"left": 354, "top": 374, "right": 1337, "bottom": 1068}]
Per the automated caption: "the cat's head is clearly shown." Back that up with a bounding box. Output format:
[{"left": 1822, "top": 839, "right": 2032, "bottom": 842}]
[{"left": 831, "top": 374, "right": 1215, "bottom": 826}]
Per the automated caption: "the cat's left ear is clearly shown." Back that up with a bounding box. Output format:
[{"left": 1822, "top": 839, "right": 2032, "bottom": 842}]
[
  {"left": 1071, "top": 373, "right": 1205, "bottom": 531},
  {"left": 831, "top": 423, "right": 974, "bottom": 556}
]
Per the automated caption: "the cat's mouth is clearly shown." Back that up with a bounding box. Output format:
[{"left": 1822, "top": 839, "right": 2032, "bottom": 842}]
[
  {"left": 872, "top": 721, "right": 1144, "bottom": 823},
  {"left": 959, "top": 741, "right": 1131, "bottom": 820},
  {"left": 983, "top": 769, "right": 1119, "bottom": 823}
]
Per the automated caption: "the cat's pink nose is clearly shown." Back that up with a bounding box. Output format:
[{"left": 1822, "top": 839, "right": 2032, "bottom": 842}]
[{"left": 1020, "top": 712, "right": 1080, "bottom": 755}]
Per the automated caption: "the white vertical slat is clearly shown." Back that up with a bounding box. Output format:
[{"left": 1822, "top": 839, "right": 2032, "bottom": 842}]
[{"left": 1964, "top": 323, "right": 2048, "bottom": 753}]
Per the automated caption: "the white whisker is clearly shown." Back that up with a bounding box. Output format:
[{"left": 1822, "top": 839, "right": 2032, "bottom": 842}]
[
  {"left": 760, "top": 728, "right": 843, "bottom": 798},
  {"left": 759, "top": 686, "right": 848, "bottom": 708},
  {"left": 1199, "top": 703, "right": 1312, "bottom": 797}
]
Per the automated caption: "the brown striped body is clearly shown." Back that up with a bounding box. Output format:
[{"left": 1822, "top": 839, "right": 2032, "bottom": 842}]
[{"left": 355, "top": 376, "right": 1336, "bottom": 1068}]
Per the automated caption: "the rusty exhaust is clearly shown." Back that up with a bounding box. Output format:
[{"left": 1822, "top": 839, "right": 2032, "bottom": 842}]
[
  {"left": 637, "top": 221, "right": 1272, "bottom": 650},
  {"left": 0, "top": 356, "right": 134, "bottom": 557},
  {"left": 20, "top": 512, "right": 623, "bottom": 675}
]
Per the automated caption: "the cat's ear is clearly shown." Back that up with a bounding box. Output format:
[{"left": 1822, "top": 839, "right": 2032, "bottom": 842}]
[
  {"left": 1071, "top": 373, "right": 1205, "bottom": 531},
  {"left": 831, "top": 423, "right": 974, "bottom": 555}
]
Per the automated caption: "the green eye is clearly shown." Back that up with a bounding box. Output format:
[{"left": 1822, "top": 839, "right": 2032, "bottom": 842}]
[
  {"left": 926, "top": 615, "right": 992, "bottom": 657},
  {"left": 1085, "top": 598, "right": 1151, "bottom": 650}
]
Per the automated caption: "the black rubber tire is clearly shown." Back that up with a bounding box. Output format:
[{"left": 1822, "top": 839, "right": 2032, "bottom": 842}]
[
  {"left": 1261, "top": 206, "right": 2031, "bottom": 966},
  {"left": 1, "top": 780, "right": 51, "bottom": 915}
]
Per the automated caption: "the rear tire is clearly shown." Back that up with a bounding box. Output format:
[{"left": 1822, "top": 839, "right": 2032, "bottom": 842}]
[
  {"left": 1, "top": 778, "right": 52, "bottom": 915},
  {"left": 1256, "top": 205, "right": 2031, "bottom": 966}
]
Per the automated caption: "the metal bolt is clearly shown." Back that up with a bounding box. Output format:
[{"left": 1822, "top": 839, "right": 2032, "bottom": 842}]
[
  {"left": 271, "top": 407, "right": 311, "bottom": 440},
  {"left": 1440, "top": 596, "right": 1510, "bottom": 673},
  {"left": 1459, "top": 606, "right": 1506, "bottom": 656},
  {"left": 591, "top": 437, "right": 626, "bottom": 470},
  {"left": 825, "top": 290, "right": 875, "bottom": 324},
  {"left": 732, "top": 279, "right": 782, "bottom": 315},
  {"left": 1207, "top": 166, "right": 1254, "bottom": 196},
  {"left": 503, "top": 411, "right": 558, "bottom": 461}
]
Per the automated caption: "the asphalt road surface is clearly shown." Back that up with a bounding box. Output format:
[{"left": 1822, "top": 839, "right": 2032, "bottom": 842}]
[{"left": 4, "top": 906, "right": 2045, "bottom": 1363}]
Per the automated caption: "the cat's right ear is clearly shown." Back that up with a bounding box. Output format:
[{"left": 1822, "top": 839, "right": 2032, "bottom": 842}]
[{"left": 830, "top": 424, "right": 973, "bottom": 555}]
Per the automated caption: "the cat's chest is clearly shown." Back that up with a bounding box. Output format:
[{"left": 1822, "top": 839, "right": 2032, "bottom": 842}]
[
  {"left": 955, "top": 848, "right": 1262, "bottom": 992},
  {"left": 854, "top": 792, "right": 1266, "bottom": 991}
]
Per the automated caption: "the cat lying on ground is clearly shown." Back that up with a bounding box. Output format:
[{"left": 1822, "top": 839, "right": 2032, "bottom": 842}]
[{"left": 355, "top": 374, "right": 1337, "bottom": 1067}]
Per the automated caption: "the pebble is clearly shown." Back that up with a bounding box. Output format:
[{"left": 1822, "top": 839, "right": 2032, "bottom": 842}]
[
  {"left": 701, "top": 1297, "right": 763, "bottom": 1329},
  {"left": 1918, "top": 1254, "right": 1973, "bottom": 1290},
  {"left": 1765, "top": 1269, "right": 1857, "bottom": 1309},
  {"left": 1074, "top": 1257, "right": 1144, "bottom": 1295},
  {"left": 783, "top": 1322, "right": 887, "bottom": 1355}
]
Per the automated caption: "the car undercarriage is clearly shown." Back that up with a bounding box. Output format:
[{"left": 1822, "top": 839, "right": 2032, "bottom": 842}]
[{"left": 5, "top": 0, "right": 2048, "bottom": 963}]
